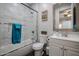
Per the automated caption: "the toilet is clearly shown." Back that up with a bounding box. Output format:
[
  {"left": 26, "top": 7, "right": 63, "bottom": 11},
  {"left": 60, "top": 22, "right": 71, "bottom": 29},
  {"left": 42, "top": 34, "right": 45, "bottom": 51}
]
[
  {"left": 32, "top": 35, "right": 48, "bottom": 56},
  {"left": 32, "top": 42, "right": 44, "bottom": 56}
]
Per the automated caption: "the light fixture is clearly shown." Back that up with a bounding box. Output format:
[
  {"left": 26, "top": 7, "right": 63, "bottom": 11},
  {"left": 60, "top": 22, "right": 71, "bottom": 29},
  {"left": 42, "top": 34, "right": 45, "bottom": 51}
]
[
  {"left": 67, "top": 14, "right": 72, "bottom": 17},
  {"left": 63, "top": 12, "right": 68, "bottom": 16},
  {"left": 63, "top": 10, "right": 71, "bottom": 18}
]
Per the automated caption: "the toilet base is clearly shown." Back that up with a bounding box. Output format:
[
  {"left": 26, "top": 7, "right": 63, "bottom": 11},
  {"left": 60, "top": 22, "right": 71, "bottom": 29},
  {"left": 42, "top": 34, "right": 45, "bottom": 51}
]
[{"left": 34, "top": 50, "right": 42, "bottom": 56}]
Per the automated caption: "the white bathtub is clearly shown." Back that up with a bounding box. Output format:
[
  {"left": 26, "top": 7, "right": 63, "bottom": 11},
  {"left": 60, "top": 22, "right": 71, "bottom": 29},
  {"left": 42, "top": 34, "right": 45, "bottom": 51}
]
[{"left": 0, "top": 39, "right": 34, "bottom": 56}]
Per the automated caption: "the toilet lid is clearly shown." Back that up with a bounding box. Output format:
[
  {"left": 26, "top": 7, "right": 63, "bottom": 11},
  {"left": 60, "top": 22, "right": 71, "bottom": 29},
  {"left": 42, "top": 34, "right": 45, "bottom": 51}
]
[{"left": 32, "top": 43, "right": 44, "bottom": 50}]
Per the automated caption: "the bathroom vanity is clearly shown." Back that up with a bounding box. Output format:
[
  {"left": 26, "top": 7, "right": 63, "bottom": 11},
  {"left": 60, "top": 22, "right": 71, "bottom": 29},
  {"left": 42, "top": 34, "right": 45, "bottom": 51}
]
[
  {"left": 49, "top": 36, "right": 79, "bottom": 56},
  {"left": 50, "top": 3, "right": 79, "bottom": 56}
]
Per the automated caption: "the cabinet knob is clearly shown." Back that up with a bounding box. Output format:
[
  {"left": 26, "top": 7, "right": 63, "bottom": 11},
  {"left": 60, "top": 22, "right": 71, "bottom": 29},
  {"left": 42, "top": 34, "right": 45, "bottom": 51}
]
[
  {"left": 61, "top": 48, "right": 63, "bottom": 49},
  {"left": 48, "top": 39, "right": 49, "bottom": 40},
  {"left": 64, "top": 48, "right": 67, "bottom": 50}
]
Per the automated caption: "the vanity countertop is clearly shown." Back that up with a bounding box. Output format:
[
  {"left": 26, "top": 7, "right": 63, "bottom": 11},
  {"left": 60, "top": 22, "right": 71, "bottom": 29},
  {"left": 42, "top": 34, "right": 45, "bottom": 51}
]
[{"left": 49, "top": 35, "right": 79, "bottom": 43}]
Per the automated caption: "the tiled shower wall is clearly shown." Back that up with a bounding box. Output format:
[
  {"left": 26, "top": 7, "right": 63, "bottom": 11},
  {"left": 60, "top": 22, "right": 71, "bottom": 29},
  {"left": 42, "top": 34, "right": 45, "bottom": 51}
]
[{"left": 0, "top": 3, "right": 37, "bottom": 47}]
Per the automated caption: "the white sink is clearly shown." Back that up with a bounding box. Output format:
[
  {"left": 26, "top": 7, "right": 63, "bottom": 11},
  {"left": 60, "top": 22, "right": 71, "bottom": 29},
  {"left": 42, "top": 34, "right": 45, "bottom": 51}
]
[{"left": 32, "top": 42, "right": 44, "bottom": 50}]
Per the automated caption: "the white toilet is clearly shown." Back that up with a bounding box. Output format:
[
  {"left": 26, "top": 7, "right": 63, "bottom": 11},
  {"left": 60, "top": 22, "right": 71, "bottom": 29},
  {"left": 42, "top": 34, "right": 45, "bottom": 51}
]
[
  {"left": 32, "top": 42, "right": 44, "bottom": 56},
  {"left": 32, "top": 35, "right": 48, "bottom": 56}
]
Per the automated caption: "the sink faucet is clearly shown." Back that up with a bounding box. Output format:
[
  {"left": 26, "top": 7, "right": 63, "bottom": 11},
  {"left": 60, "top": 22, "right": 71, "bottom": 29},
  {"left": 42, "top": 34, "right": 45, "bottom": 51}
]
[{"left": 60, "top": 31, "right": 68, "bottom": 37}]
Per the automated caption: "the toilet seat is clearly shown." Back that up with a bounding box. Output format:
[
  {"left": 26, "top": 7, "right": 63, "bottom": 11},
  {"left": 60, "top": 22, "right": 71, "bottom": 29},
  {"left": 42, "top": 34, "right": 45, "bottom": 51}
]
[{"left": 32, "top": 42, "right": 44, "bottom": 50}]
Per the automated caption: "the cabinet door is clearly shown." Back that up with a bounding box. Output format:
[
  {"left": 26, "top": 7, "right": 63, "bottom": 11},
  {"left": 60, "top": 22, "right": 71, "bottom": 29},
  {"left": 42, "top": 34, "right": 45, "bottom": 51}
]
[
  {"left": 64, "top": 47, "right": 79, "bottom": 56},
  {"left": 49, "top": 43, "right": 64, "bottom": 56}
]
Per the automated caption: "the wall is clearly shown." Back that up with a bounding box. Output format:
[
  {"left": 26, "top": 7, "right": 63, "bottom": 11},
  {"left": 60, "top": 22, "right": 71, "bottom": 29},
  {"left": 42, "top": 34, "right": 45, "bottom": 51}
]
[
  {"left": 0, "top": 3, "right": 37, "bottom": 47},
  {"left": 31, "top": 3, "right": 53, "bottom": 41}
]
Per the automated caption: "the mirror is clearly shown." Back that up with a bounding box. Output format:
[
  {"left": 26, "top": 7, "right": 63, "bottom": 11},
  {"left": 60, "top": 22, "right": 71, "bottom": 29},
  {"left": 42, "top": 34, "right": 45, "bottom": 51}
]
[
  {"left": 53, "top": 3, "right": 79, "bottom": 32},
  {"left": 59, "top": 6, "right": 72, "bottom": 31}
]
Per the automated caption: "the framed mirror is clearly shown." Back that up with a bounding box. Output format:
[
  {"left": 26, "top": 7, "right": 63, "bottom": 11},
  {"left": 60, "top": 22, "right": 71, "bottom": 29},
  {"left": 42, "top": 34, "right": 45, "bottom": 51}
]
[{"left": 53, "top": 3, "right": 79, "bottom": 32}]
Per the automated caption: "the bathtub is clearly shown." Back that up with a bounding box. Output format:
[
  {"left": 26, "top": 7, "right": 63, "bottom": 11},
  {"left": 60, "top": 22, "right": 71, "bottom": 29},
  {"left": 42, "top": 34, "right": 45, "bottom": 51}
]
[{"left": 0, "top": 39, "right": 34, "bottom": 56}]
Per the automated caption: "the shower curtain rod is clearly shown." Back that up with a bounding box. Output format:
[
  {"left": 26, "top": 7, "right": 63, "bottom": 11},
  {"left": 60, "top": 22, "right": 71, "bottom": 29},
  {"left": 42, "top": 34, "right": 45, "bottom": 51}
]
[{"left": 21, "top": 3, "right": 38, "bottom": 13}]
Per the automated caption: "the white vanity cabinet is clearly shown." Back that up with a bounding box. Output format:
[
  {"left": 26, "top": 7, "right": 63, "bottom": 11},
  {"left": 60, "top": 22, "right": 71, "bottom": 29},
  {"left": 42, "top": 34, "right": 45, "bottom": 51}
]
[
  {"left": 49, "top": 37, "right": 79, "bottom": 56},
  {"left": 64, "top": 46, "right": 79, "bottom": 56},
  {"left": 49, "top": 42, "right": 64, "bottom": 56}
]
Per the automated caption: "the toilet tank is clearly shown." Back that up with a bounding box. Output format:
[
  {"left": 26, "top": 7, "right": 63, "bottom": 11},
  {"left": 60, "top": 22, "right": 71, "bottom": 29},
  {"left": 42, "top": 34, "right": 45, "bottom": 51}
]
[{"left": 39, "top": 35, "right": 48, "bottom": 44}]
